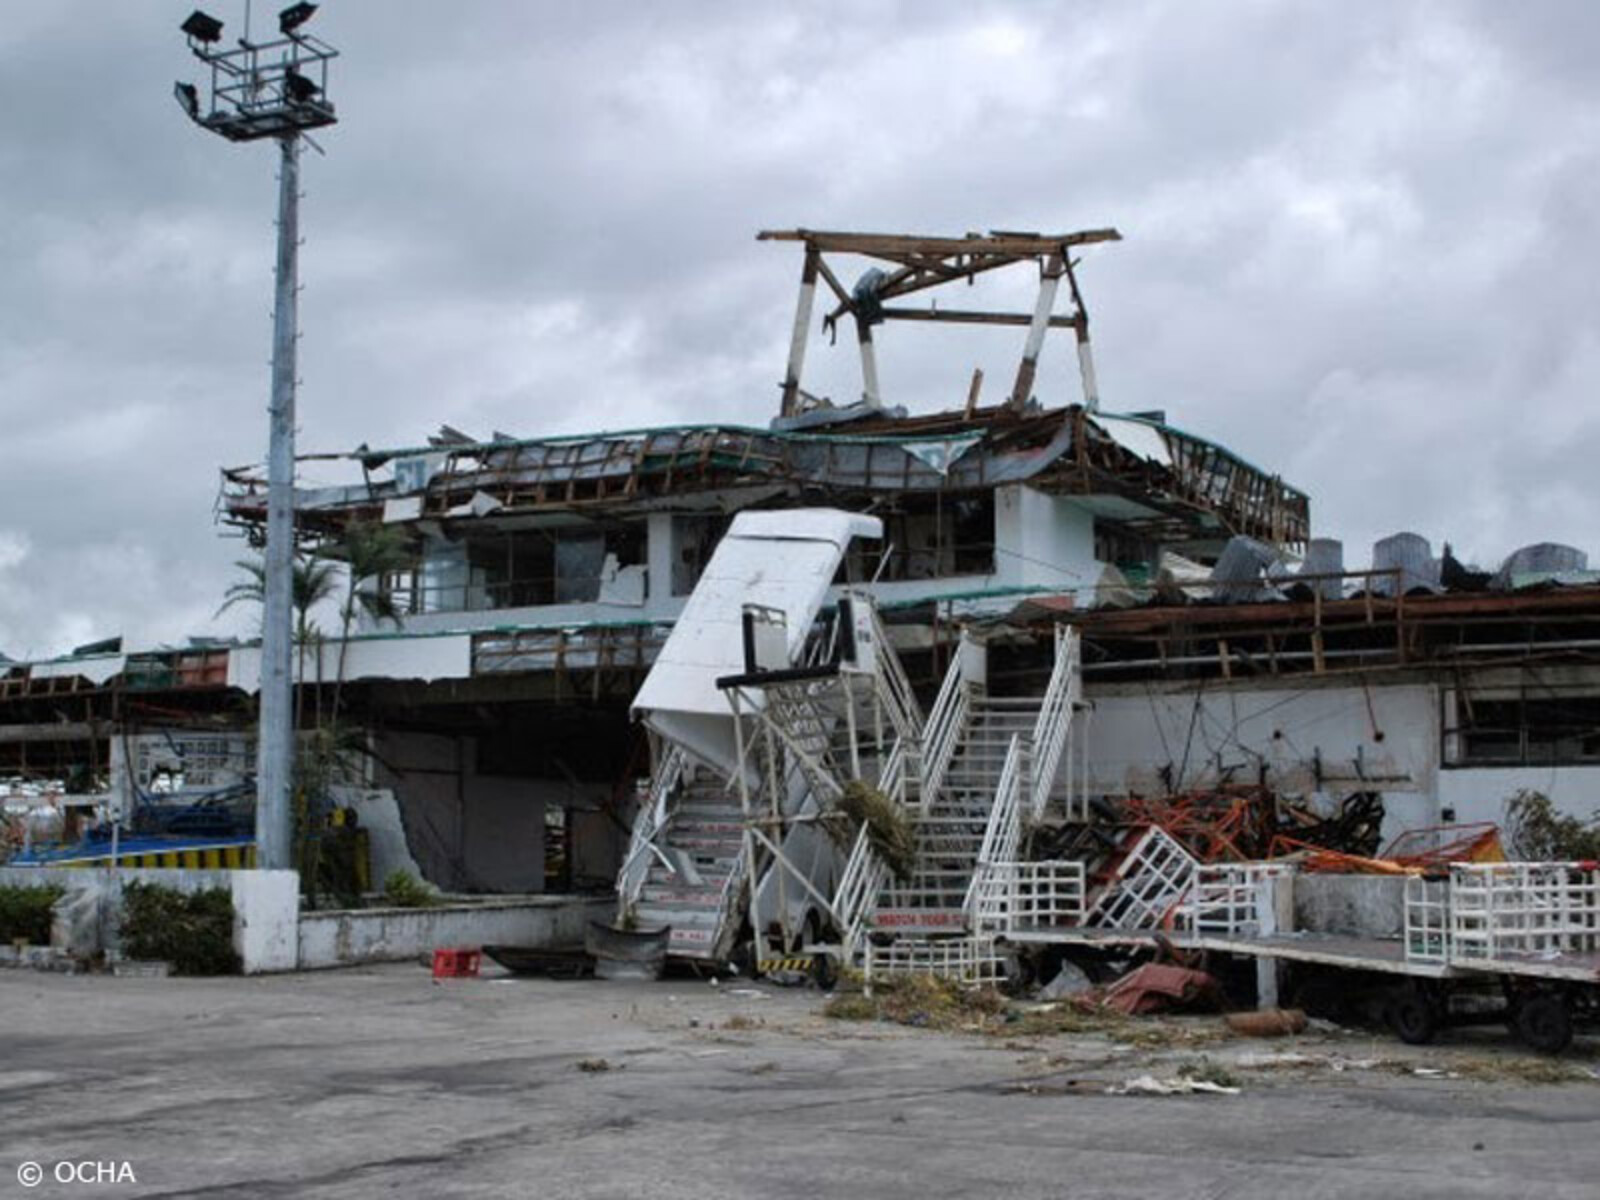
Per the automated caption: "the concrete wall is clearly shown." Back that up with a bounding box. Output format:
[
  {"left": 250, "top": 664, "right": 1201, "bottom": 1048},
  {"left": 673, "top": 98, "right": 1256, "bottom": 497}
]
[
  {"left": 0, "top": 867, "right": 299, "bottom": 974},
  {"left": 1083, "top": 676, "right": 1600, "bottom": 840},
  {"left": 297, "top": 895, "right": 612, "bottom": 969},
  {"left": 1293, "top": 874, "right": 1406, "bottom": 939}
]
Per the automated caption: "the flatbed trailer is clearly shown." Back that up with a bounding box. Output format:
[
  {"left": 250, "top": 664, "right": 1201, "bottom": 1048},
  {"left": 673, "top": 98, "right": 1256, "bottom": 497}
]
[{"left": 989, "top": 859, "right": 1600, "bottom": 1052}]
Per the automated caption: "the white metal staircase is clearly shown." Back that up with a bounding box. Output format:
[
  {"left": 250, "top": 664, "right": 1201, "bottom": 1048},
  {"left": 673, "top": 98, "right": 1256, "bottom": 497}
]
[
  {"left": 619, "top": 528, "right": 930, "bottom": 967},
  {"left": 861, "top": 625, "right": 1085, "bottom": 982},
  {"left": 630, "top": 768, "right": 748, "bottom": 958}
]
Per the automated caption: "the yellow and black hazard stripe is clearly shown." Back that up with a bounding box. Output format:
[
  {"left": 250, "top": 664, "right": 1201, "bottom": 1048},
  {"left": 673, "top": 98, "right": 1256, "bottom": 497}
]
[
  {"left": 758, "top": 955, "right": 819, "bottom": 974},
  {"left": 57, "top": 844, "right": 257, "bottom": 870}
]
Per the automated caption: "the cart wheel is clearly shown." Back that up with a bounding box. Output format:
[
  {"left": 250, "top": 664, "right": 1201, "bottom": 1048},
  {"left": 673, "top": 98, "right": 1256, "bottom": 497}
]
[
  {"left": 1515, "top": 993, "right": 1573, "bottom": 1055},
  {"left": 811, "top": 951, "right": 839, "bottom": 992},
  {"left": 1388, "top": 986, "right": 1440, "bottom": 1045}
]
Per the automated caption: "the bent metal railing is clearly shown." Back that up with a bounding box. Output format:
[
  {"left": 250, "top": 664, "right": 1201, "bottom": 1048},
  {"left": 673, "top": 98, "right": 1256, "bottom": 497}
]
[{"left": 616, "top": 743, "right": 688, "bottom": 920}]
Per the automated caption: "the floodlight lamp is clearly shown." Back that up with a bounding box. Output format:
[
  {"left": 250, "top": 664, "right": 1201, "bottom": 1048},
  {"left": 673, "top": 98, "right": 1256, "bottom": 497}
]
[
  {"left": 279, "top": 3, "right": 318, "bottom": 34},
  {"left": 283, "top": 70, "right": 321, "bottom": 104},
  {"left": 174, "top": 81, "right": 200, "bottom": 119},
  {"left": 180, "top": 10, "right": 224, "bottom": 43}
]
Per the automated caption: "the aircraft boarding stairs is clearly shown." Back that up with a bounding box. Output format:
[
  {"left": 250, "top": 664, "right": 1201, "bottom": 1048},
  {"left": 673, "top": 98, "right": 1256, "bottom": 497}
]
[
  {"left": 618, "top": 507, "right": 931, "bottom": 966},
  {"left": 858, "top": 624, "right": 1086, "bottom": 983},
  {"left": 619, "top": 594, "right": 923, "bottom": 963}
]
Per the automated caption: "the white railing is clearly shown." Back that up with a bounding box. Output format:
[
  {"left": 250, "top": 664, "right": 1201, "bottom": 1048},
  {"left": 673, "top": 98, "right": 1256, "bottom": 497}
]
[
  {"left": 1027, "top": 625, "right": 1081, "bottom": 820},
  {"left": 1178, "top": 861, "right": 1293, "bottom": 936},
  {"left": 864, "top": 934, "right": 1004, "bottom": 986},
  {"left": 1448, "top": 861, "right": 1600, "bottom": 967},
  {"left": 1403, "top": 874, "right": 1451, "bottom": 965},
  {"left": 1085, "top": 825, "right": 1198, "bottom": 929},
  {"left": 833, "top": 824, "right": 889, "bottom": 964},
  {"left": 962, "top": 734, "right": 1024, "bottom": 921},
  {"left": 970, "top": 859, "right": 1086, "bottom": 935},
  {"left": 877, "top": 739, "right": 908, "bottom": 807},
  {"left": 920, "top": 647, "right": 970, "bottom": 805},
  {"left": 863, "top": 597, "right": 924, "bottom": 743},
  {"left": 615, "top": 743, "right": 687, "bottom": 919}
]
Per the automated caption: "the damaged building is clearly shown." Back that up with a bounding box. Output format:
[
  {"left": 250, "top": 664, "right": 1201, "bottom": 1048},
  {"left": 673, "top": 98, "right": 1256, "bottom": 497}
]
[{"left": 5, "top": 229, "right": 1597, "bottom": 993}]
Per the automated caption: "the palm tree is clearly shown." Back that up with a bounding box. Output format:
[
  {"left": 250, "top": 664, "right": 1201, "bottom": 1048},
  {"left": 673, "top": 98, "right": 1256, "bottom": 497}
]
[
  {"left": 328, "top": 522, "right": 412, "bottom": 724},
  {"left": 218, "top": 553, "right": 340, "bottom": 728}
]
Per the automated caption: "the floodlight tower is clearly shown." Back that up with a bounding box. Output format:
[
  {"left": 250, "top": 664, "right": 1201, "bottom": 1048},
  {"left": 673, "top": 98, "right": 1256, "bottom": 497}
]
[{"left": 175, "top": 4, "right": 338, "bottom": 871}]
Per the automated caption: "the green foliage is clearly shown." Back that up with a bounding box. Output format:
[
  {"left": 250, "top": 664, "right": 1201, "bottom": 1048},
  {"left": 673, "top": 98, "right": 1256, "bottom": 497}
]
[
  {"left": 216, "top": 552, "right": 340, "bottom": 643},
  {"left": 1505, "top": 789, "right": 1600, "bottom": 861},
  {"left": 830, "top": 780, "right": 918, "bottom": 882},
  {"left": 381, "top": 869, "right": 440, "bottom": 908},
  {"left": 120, "top": 881, "right": 240, "bottom": 975},
  {"left": 0, "top": 883, "right": 64, "bottom": 945},
  {"left": 333, "top": 522, "right": 413, "bottom": 632}
]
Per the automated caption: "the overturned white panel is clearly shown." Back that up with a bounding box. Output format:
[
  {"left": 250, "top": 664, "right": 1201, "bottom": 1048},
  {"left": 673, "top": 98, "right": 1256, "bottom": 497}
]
[
  {"left": 31, "top": 655, "right": 126, "bottom": 685},
  {"left": 631, "top": 508, "right": 881, "bottom": 772},
  {"left": 383, "top": 495, "right": 424, "bottom": 523},
  {"left": 1095, "top": 414, "right": 1173, "bottom": 466},
  {"left": 227, "top": 634, "right": 473, "bottom": 691}
]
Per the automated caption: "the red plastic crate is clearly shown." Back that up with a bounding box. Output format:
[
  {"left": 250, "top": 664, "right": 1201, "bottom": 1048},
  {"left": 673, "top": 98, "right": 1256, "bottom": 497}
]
[{"left": 431, "top": 947, "right": 481, "bottom": 979}]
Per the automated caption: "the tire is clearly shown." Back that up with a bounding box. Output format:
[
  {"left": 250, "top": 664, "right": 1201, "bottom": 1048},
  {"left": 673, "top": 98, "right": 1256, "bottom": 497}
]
[
  {"left": 1389, "top": 986, "right": 1440, "bottom": 1045},
  {"left": 811, "top": 951, "right": 839, "bottom": 992},
  {"left": 1515, "top": 993, "right": 1573, "bottom": 1054}
]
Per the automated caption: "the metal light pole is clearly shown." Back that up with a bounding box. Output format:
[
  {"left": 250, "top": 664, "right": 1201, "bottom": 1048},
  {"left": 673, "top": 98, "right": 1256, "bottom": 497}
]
[{"left": 176, "top": 4, "right": 338, "bottom": 870}]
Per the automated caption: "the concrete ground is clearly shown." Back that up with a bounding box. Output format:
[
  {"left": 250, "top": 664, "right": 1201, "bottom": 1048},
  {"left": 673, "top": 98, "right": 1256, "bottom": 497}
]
[{"left": 2, "top": 963, "right": 1598, "bottom": 1199}]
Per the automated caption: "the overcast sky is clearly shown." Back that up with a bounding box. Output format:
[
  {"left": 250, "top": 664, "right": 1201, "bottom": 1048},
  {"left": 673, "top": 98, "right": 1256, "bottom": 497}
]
[{"left": 2, "top": 1, "right": 1598, "bottom": 659}]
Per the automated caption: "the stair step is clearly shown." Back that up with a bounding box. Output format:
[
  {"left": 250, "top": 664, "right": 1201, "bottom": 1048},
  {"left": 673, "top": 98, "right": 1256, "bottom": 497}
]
[
  {"left": 638, "top": 895, "right": 725, "bottom": 914},
  {"left": 671, "top": 820, "right": 744, "bottom": 836},
  {"left": 637, "top": 903, "right": 720, "bottom": 928},
  {"left": 669, "top": 834, "right": 744, "bottom": 853}
]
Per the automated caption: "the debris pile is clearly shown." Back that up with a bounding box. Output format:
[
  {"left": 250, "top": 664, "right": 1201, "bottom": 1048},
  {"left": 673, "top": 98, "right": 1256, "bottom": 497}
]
[{"left": 1116, "top": 787, "right": 1386, "bottom": 864}]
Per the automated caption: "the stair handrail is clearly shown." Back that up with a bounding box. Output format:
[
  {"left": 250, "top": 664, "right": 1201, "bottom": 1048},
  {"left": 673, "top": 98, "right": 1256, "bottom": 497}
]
[
  {"left": 920, "top": 646, "right": 970, "bottom": 804},
  {"left": 1027, "top": 625, "right": 1081, "bottom": 820},
  {"left": 878, "top": 738, "right": 908, "bottom": 808},
  {"left": 963, "top": 733, "right": 1024, "bottom": 922},
  {"left": 835, "top": 822, "right": 890, "bottom": 964},
  {"left": 863, "top": 598, "right": 924, "bottom": 742},
  {"left": 710, "top": 835, "right": 752, "bottom": 960},
  {"left": 615, "top": 742, "right": 687, "bottom": 917}
]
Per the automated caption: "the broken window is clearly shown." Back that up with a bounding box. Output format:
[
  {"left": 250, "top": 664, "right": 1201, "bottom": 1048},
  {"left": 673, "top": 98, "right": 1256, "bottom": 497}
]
[
  {"left": 458, "top": 522, "right": 648, "bottom": 610},
  {"left": 672, "top": 514, "right": 731, "bottom": 596},
  {"left": 837, "top": 495, "right": 995, "bottom": 583},
  {"left": 1446, "top": 689, "right": 1600, "bottom": 766}
]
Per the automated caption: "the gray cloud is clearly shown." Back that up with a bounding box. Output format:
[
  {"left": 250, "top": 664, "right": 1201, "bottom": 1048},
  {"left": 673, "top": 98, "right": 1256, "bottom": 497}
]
[{"left": 2, "top": 1, "right": 1598, "bottom": 656}]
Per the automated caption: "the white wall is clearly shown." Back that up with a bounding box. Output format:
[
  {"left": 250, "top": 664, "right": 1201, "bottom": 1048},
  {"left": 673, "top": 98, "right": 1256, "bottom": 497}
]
[
  {"left": 1084, "top": 680, "right": 1438, "bottom": 841},
  {"left": 1083, "top": 676, "right": 1600, "bottom": 843},
  {"left": 1439, "top": 766, "right": 1600, "bottom": 830},
  {"left": 994, "top": 484, "right": 1101, "bottom": 592}
]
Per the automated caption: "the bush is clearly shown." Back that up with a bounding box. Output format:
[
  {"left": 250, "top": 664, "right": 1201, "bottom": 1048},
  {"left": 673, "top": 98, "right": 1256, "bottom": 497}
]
[
  {"left": 1505, "top": 790, "right": 1600, "bottom": 861},
  {"left": 381, "top": 869, "right": 440, "bottom": 908},
  {"left": 0, "top": 883, "right": 64, "bottom": 945},
  {"left": 120, "top": 881, "right": 240, "bottom": 975}
]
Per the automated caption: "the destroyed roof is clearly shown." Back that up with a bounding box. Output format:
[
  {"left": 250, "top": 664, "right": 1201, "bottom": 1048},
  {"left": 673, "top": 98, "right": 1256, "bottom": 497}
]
[{"left": 220, "top": 403, "right": 1310, "bottom": 552}]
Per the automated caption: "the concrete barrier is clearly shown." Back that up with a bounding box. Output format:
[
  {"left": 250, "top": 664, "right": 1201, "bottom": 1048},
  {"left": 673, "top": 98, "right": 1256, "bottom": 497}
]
[
  {"left": 1293, "top": 873, "right": 1406, "bottom": 939},
  {"left": 297, "top": 895, "right": 613, "bottom": 969}
]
